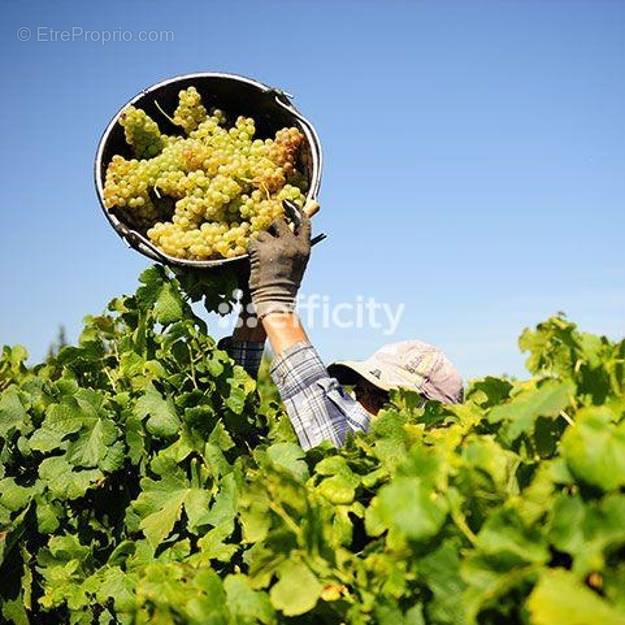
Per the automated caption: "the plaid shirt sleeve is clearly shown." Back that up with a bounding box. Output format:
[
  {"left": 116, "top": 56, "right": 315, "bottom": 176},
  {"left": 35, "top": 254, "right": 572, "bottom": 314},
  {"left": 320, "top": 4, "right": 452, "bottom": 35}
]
[
  {"left": 270, "top": 341, "right": 371, "bottom": 450},
  {"left": 218, "top": 337, "right": 265, "bottom": 378}
]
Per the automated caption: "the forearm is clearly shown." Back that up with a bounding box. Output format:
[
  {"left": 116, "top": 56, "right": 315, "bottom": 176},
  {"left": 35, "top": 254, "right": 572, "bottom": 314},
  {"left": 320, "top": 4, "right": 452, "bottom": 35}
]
[{"left": 261, "top": 312, "right": 308, "bottom": 357}]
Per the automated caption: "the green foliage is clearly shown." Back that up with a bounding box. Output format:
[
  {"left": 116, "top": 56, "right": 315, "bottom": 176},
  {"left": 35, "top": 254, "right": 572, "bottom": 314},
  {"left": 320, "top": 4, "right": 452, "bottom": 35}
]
[
  {"left": 1, "top": 269, "right": 624, "bottom": 625},
  {"left": 46, "top": 326, "right": 68, "bottom": 361}
]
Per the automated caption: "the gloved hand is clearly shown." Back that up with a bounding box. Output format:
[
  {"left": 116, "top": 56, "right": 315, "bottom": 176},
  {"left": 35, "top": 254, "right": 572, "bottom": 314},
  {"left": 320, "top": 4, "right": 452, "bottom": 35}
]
[{"left": 247, "top": 217, "right": 311, "bottom": 319}]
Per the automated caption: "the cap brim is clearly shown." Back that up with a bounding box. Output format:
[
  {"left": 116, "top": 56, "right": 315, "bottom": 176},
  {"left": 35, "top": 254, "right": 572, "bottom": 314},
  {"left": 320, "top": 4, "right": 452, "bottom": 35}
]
[{"left": 327, "top": 360, "right": 393, "bottom": 392}]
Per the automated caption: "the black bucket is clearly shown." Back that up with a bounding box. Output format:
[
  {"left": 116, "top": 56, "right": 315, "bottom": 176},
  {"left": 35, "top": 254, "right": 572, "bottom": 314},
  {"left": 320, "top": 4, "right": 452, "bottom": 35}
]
[{"left": 94, "top": 72, "right": 323, "bottom": 268}]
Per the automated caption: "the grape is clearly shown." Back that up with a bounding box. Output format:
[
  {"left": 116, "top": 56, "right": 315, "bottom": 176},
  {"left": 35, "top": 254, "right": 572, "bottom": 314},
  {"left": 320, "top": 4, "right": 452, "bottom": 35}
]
[
  {"left": 118, "top": 106, "right": 164, "bottom": 159},
  {"left": 173, "top": 87, "right": 208, "bottom": 134},
  {"left": 105, "top": 86, "right": 308, "bottom": 260}
]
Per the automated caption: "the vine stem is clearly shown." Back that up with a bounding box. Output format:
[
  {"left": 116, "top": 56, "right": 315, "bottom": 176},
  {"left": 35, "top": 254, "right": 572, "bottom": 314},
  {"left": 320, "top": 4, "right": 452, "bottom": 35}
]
[
  {"left": 186, "top": 343, "right": 198, "bottom": 389},
  {"left": 448, "top": 496, "right": 478, "bottom": 545},
  {"left": 452, "top": 510, "right": 478, "bottom": 545},
  {"left": 103, "top": 369, "right": 117, "bottom": 392},
  {"left": 559, "top": 410, "right": 575, "bottom": 427},
  {"left": 260, "top": 181, "right": 271, "bottom": 200},
  {"left": 155, "top": 100, "right": 177, "bottom": 125},
  {"left": 269, "top": 501, "right": 301, "bottom": 536}
]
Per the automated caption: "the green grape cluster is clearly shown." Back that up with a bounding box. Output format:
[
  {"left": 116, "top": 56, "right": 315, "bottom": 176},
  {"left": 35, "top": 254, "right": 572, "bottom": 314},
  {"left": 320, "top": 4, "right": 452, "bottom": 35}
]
[
  {"left": 172, "top": 86, "right": 208, "bottom": 134},
  {"left": 103, "top": 86, "right": 308, "bottom": 260},
  {"left": 118, "top": 106, "right": 165, "bottom": 158}
]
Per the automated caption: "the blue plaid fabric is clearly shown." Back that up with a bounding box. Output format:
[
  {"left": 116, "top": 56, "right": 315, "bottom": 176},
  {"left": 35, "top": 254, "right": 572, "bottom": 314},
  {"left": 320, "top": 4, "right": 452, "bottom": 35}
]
[
  {"left": 270, "top": 342, "right": 371, "bottom": 450},
  {"left": 218, "top": 337, "right": 265, "bottom": 378},
  {"left": 220, "top": 338, "right": 371, "bottom": 450}
]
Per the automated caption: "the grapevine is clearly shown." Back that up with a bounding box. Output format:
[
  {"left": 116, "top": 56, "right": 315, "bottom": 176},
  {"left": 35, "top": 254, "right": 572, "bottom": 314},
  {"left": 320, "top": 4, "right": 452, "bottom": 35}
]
[
  {"left": 103, "top": 87, "right": 308, "bottom": 260},
  {"left": 1, "top": 267, "right": 624, "bottom": 625}
]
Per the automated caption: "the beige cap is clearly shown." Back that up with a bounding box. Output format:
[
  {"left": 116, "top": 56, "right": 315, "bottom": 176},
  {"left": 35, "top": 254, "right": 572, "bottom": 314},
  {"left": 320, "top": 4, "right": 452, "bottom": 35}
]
[{"left": 328, "top": 339, "right": 463, "bottom": 404}]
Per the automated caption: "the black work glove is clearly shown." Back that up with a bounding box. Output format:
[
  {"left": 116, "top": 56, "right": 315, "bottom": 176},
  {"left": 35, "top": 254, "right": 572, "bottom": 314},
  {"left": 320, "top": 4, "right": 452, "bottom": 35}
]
[{"left": 247, "top": 217, "right": 311, "bottom": 319}]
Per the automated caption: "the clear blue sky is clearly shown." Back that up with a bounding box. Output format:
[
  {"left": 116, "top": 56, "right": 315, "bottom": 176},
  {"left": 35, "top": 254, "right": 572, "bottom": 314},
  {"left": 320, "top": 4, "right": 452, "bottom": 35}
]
[{"left": 1, "top": 0, "right": 623, "bottom": 379}]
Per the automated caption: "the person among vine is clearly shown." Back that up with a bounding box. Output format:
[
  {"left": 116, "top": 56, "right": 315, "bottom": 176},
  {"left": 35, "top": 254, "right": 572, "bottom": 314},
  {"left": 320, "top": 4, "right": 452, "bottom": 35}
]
[{"left": 220, "top": 215, "right": 463, "bottom": 450}]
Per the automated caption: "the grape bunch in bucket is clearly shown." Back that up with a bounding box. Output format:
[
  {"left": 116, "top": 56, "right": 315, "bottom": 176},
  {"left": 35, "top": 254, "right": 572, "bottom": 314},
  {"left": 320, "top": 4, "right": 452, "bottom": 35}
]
[{"left": 103, "top": 88, "right": 307, "bottom": 260}]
